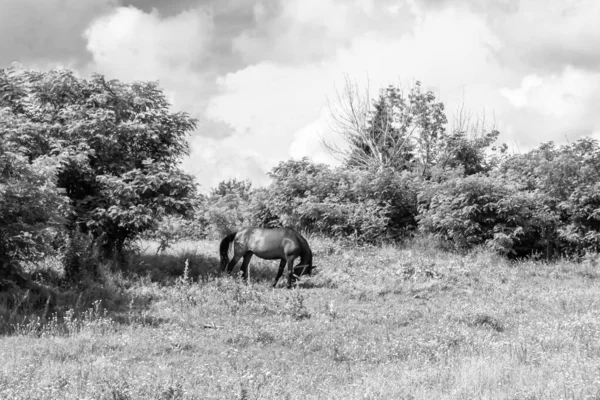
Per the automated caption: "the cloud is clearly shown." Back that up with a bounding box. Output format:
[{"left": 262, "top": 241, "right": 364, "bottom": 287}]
[
  {"left": 500, "top": 66, "right": 600, "bottom": 146},
  {"left": 205, "top": 0, "right": 600, "bottom": 185},
  {"left": 84, "top": 7, "right": 212, "bottom": 84},
  {"left": 84, "top": 6, "right": 218, "bottom": 123},
  {"left": 207, "top": 2, "right": 507, "bottom": 181},
  {"left": 183, "top": 136, "right": 271, "bottom": 191},
  {"left": 0, "top": 0, "right": 115, "bottom": 68},
  {"left": 231, "top": 0, "right": 412, "bottom": 65},
  {"left": 5, "top": 0, "right": 599, "bottom": 190},
  {"left": 492, "top": 0, "right": 600, "bottom": 72},
  {"left": 206, "top": 62, "right": 332, "bottom": 162},
  {"left": 119, "top": 0, "right": 206, "bottom": 16}
]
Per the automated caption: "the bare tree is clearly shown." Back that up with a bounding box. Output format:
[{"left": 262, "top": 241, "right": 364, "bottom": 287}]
[
  {"left": 321, "top": 76, "right": 377, "bottom": 167},
  {"left": 322, "top": 76, "right": 447, "bottom": 175}
]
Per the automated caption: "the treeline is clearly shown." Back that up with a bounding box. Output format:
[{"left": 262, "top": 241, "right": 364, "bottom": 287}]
[
  {"left": 2, "top": 64, "right": 599, "bottom": 283},
  {"left": 157, "top": 81, "right": 600, "bottom": 259},
  {"left": 160, "top": 136, "right": 600, "bottom": 259}
]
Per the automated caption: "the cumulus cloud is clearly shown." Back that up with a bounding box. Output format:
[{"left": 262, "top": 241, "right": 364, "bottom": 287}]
[
  {"left": 500, "top": 66, "right": 600, "bottom": 146},
  {"left": 206, "top": 62, "right": 332, "bottom": 160},
  {"left": 4, "top": 0, "right": 599, "bottom": 189},
  {"left": 231, "top": 0, "right": 412, "bottom": 65},
  {"left": 492, "top": 0, "right": 600, "bottom": 72},
  {"left": 84, "top": 6, "right": 213, "bottom": 112},
  {"left": 183, "top": 136, "right": 271, "bottom": 191},
  {"left": 83, "top": 5, "right": 252, "bottom": 185},
  {"left": 85, "top": 6, "right": 239, "bottom": 134},
  {"left": 205, "top": 0, "right": 600, "bottom": 184},
  {"left": 208, "top": 2, "right": 507, "bottom": 179}
]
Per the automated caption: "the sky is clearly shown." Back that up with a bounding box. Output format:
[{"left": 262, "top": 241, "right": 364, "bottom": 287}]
[{"left": 2, "top": 0, "right": 600, "bottom": 191}]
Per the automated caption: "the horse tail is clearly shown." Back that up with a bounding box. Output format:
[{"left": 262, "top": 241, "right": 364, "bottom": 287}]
[{"left": 219, "top": 232, "right": 237, "bottom": 271}]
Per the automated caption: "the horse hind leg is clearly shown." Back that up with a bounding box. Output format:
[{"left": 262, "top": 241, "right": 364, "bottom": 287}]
[
  {"left": 226, "top": 254, "right": 242, "bottom": 275},
  {"left": 273, "top": 259, "right": 286, "bottom": 288},
  {"left": 240, "top": 252, "right": 253, "bottom": 282}
]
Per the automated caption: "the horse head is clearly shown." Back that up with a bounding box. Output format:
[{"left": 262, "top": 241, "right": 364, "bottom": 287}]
[{"left": 292, "top": 264, "right": 317, "bottom": 281}]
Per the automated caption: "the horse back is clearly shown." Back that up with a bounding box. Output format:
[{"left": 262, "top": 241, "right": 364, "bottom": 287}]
[{"left": 238, "top": 227, "right": 305, "bottom": 259}]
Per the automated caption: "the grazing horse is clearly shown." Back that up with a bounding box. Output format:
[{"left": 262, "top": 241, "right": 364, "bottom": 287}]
[{"left": 219, "top": 227, "right": 316, "bottom": 288}]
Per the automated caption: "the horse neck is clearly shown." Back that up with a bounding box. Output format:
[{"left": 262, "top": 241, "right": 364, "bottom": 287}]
[{"left": 298, "top": 239, "right": 312, "bottom": 266}]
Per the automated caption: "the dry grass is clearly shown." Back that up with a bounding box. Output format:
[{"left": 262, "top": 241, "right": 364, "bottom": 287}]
[{"left": 1, "top": 236, "right": 600, "bottom": 399}]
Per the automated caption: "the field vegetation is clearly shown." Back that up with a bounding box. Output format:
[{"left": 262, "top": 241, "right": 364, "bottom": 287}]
[
  {"left": 2, "top": 238, "right": 600, "bottom": 399},
  {"left": 1, "top": 65, "right": 600, "bottom": 398}
]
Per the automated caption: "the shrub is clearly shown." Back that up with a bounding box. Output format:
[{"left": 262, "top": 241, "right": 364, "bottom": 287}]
[
  {"left": 418, "top": 174, "right": 558, "bottom": 257},
  {"left": 253, "top": 159, "right": 419, "bottom": 243}
]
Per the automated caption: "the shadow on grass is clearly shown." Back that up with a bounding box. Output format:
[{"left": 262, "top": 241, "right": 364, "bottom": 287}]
[
  {"left": 125, "top": 250, "right": 221, "bottom": 283},
  {"left": 1, "top": 242, "right": 331, "bottom": 335},
  {"left": 0, "top": 246, "right": 222, "bottom": 335}
]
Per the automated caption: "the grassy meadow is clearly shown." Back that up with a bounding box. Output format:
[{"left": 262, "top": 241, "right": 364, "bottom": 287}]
[{"left": 1, "top": 236, "right": 600, "bottom": 399}]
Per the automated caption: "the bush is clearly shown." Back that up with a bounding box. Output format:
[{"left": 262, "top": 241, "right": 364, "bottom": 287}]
[
  {"left": 253, "top": 159, "right": 419, "bottom": 243},
  {"left": 417, "top": 174, "right": 558, "bottom": 257},
  {"left": 498, "top": 138, "right": 600, "bottom": 256}
]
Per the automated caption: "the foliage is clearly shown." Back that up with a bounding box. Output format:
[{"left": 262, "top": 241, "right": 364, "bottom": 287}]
[
  {"left": 143, "top": 213, "right": 208, "bottom": 253},
  {"left": 499, "top": 138, "right": 600, "bottom": 255},
  {"left": 0, "top": 65, "right": 197, "bottom": 258},
  {"left": 0, "top": 148, "right": 69, "bottom": 261},
  {"left": 260, "top": 159, "right": 419, "bottom": 243},
  {"left": 210, "top": 178, "right": 252, "bottom": 199},
  {"left": 202, "top": 179, "right": 254, "bottom": 239},
  {"left": 420, "top": 138, "right": 600, "bottom": 257},
  {"left": 418, "top": 174, "right": 558, "bottom": 257},
  {"left": 437, "top": 129, "right": 506, "bottom": 176}
]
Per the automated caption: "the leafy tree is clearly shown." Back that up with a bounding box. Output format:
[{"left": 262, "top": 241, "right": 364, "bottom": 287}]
[
  {"left": 0, "top": 65, "right": 197, "bottom": 259},
  {"left": 436, "top": 102, "right": 506, "bottom": 176},
  {"left": 437, "top": 130, "right": 505, "bottom": 176}
]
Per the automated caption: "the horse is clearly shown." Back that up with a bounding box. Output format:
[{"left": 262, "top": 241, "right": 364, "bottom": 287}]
[{"left": 219, "top": 227, "right": 317, "bottom": 288}]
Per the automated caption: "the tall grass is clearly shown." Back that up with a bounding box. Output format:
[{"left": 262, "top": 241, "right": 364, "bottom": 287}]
[{"left": 1, "top": 236, "right": 599, "bottom": 399}]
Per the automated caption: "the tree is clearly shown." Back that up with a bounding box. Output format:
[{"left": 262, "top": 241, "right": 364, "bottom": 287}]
[
  {"left": 211, "top": 178, "right": 252, "bottom": 199},
  {"left": 0, "top": 65, "right": 198, "bottom": 259},
  {"left": 324, "top": 78, "right": 447, "bottom": 175},
  {"left": 436, "top": 100, "right": 506, "bottom": 176}
]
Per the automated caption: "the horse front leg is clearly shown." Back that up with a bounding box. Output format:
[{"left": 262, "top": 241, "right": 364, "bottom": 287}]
[
  {"left": 273, "top": 259, "right": 286, "bottom": 287},
  {"left": 286, "top": 256, "right": 297, "bottom": 289}
]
